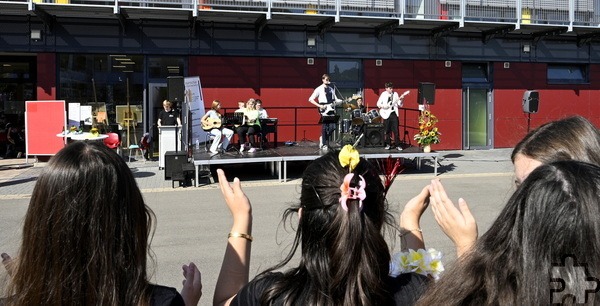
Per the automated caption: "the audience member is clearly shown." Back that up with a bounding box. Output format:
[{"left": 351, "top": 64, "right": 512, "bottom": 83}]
[
  {"left": 1, "top": 141, "right": 202, "bottom": 305},
  {"left": 139, "top": 132, "right": 153, "bottom": 161},
  {"left": 237, "top": 99, "right": 261, "bottom": 153},
  {"left": 429, "top": 115, "right": 600, "bottom": 257},
  {"left": 213, "top": 146, "right": 429, "bottom": 306},
  {"left": 417, "top": 160, "right": 600, "bottom": 305}
]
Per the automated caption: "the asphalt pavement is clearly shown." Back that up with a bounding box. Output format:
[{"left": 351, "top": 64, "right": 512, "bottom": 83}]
[{"left": 0, "top": 148, "right": 516, "bottom": 305}]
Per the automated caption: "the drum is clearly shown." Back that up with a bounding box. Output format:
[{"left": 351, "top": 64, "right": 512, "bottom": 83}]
[
  {"left": 352, "top": 117, "right": 364, "bottom": 126},
  {"left": 368, "top": 109, "right": 380, "bottom": 120},
  {"left": 371, "top": 116, "right": 384, "bottom": 124},
  {"left": 352, "top": 109, "right": 362, "bottom": 118},
  {"left": 341, "top": 119, "right": 352, "bottom": 133}
]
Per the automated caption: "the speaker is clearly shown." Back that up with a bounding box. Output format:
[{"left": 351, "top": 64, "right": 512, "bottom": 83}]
[
  {"left": 417, "top": 82, "right": 435, "bottom": 105},
  {"left": 167, "top": 76, "right": 185, "bottom": 104},
  {"left": 362, "top": 124, "right": 384, "bottom": 147},
  {"left": 522, "top": 90, "right": 539, "bottom": 113},
  {"left": 164, "top": 151, "right": 187, "bottom": 180}
]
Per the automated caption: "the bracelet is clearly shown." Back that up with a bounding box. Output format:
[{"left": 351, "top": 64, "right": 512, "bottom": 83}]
[
  {"left": 399, "top": 228, "right": 422, "bottom": 238},
  {"left": 228, "top": 232, "right": 253, "bottom": 242}
]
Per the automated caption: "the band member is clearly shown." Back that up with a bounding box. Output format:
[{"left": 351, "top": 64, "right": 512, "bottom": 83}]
[
  {"left": 309, "top": 74, "right": 341, "bottom": 150},
  {"left": 377, "top": 82, "right": 406, "bottom": 151},
  {"left": 157, "top": 100, "right": 181, "bottom": 127},
  {"left": 201, "top": 100, "right": 234, "bottom": 154},
  {"left": 356, "top": 96, "right": 366, "bottom": 114},
  {"left": 237, "top": 99, "right": 261, "bottom": 153},
  {"left": 256, "top": 99, "right": 269, "bottom": 119}
]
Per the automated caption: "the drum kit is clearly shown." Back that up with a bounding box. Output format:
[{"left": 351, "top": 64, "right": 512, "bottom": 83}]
[{"left": 339, "top": 102, "right": 383, "bottom": 144}]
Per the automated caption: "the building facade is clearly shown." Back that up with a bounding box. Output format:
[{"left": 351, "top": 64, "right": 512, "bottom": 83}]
[{"left": 1, "top": 0, "right": 599, "bottom": 150}]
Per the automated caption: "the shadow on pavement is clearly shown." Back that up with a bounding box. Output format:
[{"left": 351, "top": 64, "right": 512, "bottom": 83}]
[{"left": 0, "top": 177, "right": 37, "bottom": 187}]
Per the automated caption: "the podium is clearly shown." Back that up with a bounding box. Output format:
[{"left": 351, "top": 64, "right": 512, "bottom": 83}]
[{"left": 158, "top": 125, "right": 180, "bottom": 169}]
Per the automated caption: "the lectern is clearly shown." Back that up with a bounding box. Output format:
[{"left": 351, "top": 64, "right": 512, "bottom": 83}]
[{"left": 158, "top": 125, "right": 180, "bottom": 169}]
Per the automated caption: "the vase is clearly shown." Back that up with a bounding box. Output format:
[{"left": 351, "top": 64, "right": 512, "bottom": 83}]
[{"left": 423, "top": 145, "right": 431, "bottom": 153}]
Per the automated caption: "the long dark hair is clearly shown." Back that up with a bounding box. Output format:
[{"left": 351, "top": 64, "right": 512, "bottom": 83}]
[
  {"left": 259, "top": 151, "right": 395, "bottom": 305},
  {"left": 417, "top": 160, "right": 600, "bottom": 305},
  {"left": 511, "top": 115, "right": 600, "bottom": 165},
  {"left": 7, "top": 141, "right": 154, "bottom": 305}
]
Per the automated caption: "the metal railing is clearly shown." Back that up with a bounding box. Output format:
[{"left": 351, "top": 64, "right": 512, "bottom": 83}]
[{"left": 1, "top": 0, "right": 598, "bottom": 28}]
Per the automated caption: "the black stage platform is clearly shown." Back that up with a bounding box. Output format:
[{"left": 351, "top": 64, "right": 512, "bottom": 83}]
[{"left": 191, "top": 143, "right": 440, "bottom": 186}]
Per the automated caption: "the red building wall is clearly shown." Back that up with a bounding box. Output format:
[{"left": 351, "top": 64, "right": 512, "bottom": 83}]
[{"left": 190, "top": 56, "right": 599, "bottom": 149}]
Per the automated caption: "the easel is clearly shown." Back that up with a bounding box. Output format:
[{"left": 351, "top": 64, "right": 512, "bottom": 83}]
[{"left": 123, "top": 78, "right": 139, "bottom": 161}]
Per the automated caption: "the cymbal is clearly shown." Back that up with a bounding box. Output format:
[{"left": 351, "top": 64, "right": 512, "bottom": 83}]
[{"left": 343, "top": 103, "right": 357, "bottom": 110}]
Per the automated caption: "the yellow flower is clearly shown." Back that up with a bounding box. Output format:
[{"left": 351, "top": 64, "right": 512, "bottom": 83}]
[
  {"left": 422, "top": 131, "right": 428, "bottom": 136},
  {"left": 423, "top": 110, "right": 430, "bottom": 116},
  {"left": 426, "top": 122, "right": 432, "bottom": 127},
  {"left": 429, "top": 131, "right": 436, "bottom": 137},
  {"left": 338, "top": 145, "right": 360, "bottom": 172}
]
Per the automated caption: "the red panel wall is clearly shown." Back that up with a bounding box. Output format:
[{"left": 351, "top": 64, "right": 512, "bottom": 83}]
[
  {"left": 37, "top": 53, "right": 56, "bottom": 100},
  {"left": 494, "top": 62, "right": 600, "bottom": 148},
  {"left": 190, "top": 56, "right": 599, "bottom": 149}
]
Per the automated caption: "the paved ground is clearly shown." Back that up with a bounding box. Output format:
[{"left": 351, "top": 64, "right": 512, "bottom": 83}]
[{"left": 0, "top": 148, "right": 516, "bottom": 305}]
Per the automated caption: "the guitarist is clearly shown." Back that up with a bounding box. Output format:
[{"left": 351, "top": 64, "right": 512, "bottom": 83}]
[
  {"left": 377, "top": 82, "right": 407, "bottom": 151},
  {"left": 308, "top": 74, "right": 341, "bottom": 150},
  {"left": 201, "top": 100, "right": 234, "bottom": 154}
]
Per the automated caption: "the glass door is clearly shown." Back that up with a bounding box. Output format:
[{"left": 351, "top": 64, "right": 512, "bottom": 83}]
[{"left": 462, "top": 87, "right": 492, "bottom": 149}]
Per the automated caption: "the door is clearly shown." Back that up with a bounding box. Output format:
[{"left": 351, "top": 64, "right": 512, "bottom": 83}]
[
  {"left": 149, "top": 82, "right": 168, "bottom": 155},
  {"left": 462, "top": 87, "right": 492, "bottom": 149}
]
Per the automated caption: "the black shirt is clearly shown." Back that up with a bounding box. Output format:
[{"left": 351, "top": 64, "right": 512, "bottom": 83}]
[{"left": 158, "top": 109, "right": 180, "bottom": 126}]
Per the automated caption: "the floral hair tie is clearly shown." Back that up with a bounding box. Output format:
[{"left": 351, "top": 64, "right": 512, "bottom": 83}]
[{"left": 339, "top": 173, "right": 366, "bottom": 211}]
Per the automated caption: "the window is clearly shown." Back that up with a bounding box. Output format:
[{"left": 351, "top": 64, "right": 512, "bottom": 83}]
[
  {"left": 547, "top": 64, "right": 589, "bottom": 84},
  {"left": 462, "top": 63, "right": 489, "bottom": 83}
]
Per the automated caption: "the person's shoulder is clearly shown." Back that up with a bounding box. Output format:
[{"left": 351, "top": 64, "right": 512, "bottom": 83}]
[
  {"left": 149, "top": 284, "right": 185, "bottom": 306},
  {"left": 231, "top": 272, "right": 284, "bottom": 306},
  {"left": 386, "top": 273, "right": 429, "bottom": 305}
]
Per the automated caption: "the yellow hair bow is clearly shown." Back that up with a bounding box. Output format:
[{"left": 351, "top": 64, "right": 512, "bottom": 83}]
[{"left": 338, "top": 144, "right": 360, "bottom": 172}]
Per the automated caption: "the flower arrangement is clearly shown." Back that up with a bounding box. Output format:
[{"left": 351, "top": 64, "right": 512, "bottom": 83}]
[
  {"left": 414, "top": 110, "right": 441, "bottom": 146},
  {"left": 389, "top": 248, "right": 444, "bottom": 280}
]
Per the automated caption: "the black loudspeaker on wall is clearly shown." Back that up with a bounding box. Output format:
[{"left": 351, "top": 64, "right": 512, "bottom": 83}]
[
  {"left": 522, "top": 90, "right": 539, "bottom": 113},
  {"left": 167, "top": 76, "right": 185, "bottom": 104},
  {"left": 362, "top": 124, "right": 385, "bottom": 147},
  {"left": 417, "top": 82, "right": 435, "bottom": 105}
]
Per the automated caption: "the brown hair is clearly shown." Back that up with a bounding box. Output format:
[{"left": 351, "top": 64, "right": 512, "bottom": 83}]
[
  {"left": 7, "top": 141, "right": 154, "bottom": 305},
  {"left": 211, "top": 100, "right": 221, "bottom": 110}
]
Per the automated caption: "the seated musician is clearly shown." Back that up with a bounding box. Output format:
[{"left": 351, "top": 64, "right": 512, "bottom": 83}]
[
  {"left": 356, "top": 96, "right": 366, "bottom": 114},
  {"left": 237, "top": 99, "right": 261, "bottom": 153},
  {"left": 201, "top": 100, "right": 234, "bottom": 154},
  {"left": 234, "top": 100, "right": 246, "bottom": 113},
  {"left": 256, "top": 99, "right": 268, "bottom": 119}
]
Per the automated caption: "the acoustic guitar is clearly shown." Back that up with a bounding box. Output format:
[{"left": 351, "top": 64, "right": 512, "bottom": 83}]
[
  {"left": 379, "top": 90, "right": 410, "bottom": 119},
  {"left": 202, "top": 118, "right": 222, "bottom": 131}
]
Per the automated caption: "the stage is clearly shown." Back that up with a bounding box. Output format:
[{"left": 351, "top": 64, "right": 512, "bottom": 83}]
[{"left": 190, "top": 143, "right": 440, "bottom": 187}]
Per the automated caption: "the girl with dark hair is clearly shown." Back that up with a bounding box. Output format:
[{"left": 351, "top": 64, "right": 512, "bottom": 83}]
[
  {"left": 1, "top": 141, "right": 202, "bottom": 306},
  {"left": 214, "top": 146, "right": 432, "bottom": 306},
  {"left": 429, "top": 115, "right": 600, "bottom": 257},
  {"left": 418, "top": 160, "right": 600, "bottom": 305}
]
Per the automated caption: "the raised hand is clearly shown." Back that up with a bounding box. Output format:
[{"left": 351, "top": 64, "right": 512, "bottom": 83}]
[
  {"left": 399, "top": 186, "right": 430, "bottom": 250},
  {"left": 1, "top": 252, "right": 15, "bottom": 276},
  {"left": 428, "top": 179, "right": 478, "bottom": 257},
  {"left": 181, "top": 262, "right": 202, "bottom": 306},
  {"left": 217, "top": 169, "right": 252, "bottom": 221}
]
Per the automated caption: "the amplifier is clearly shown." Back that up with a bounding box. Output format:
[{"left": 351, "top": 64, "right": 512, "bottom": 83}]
[{"left": 164, "top": 151, "right": 188, "bottom": 180}]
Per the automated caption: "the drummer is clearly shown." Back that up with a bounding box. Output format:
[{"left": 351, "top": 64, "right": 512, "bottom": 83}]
[
  {"left": 346, "top": 96, "right": 366, "bottom": 116},
  {"left": 355, "top": 96, "right": 366, "bottom": 114}
]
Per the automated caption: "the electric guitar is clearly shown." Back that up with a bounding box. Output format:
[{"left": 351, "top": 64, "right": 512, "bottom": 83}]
[
  {"left": 379, "top": 90, "right": 410, "bottom": 119},
  {"left": 202, "top": 118, "right": 222, "bottom": 131},
  {"left": 318, "top": 94, "right": 361, "bottom": 116}
]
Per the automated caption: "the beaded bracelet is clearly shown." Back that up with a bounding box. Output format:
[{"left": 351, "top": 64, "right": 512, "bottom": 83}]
[
  {"left": 399, "top": 228, "right": 423, "bottom": 238},
  {"left": 228, "top": 232, "right": 253, "bottom": 242}
]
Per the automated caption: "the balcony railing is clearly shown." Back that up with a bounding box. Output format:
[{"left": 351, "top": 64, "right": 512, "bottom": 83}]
[{"left": 1, "top": 0, "right": 598, "bottom": 28}]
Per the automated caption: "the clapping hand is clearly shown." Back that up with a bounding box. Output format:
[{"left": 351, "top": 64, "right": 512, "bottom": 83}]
[
  {"left": 428, "top": 179, "right": 478, "bottom": 257},
  {"left": 181, "top": 262, "right": 202, "bottom": 306}
]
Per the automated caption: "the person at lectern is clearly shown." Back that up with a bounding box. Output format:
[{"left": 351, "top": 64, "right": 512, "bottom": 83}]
[
  {"left": 309, "top": 74, "right": 341, "bottom": 151},
  {"left": 157, "top": 100, "right": 181, "bottom": 127}
]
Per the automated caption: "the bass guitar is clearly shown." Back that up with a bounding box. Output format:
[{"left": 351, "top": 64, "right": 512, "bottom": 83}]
[
  {"left": 202, "top": 118, "right": 222, "bottom": 131},
  {"left": 379, "top": 90, "right": 409, "bottom": 119}
]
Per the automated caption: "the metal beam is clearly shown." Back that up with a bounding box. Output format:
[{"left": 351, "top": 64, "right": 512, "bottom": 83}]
[
  {"left": 482, "top": 24, "right": 515, "bottom": 44},
  {"left": 190, "top": 14, "right": 198, "bottom": 38},
  {"left": 317, "top": 17, "right": 335, "bottom": 39},
  {"left": 255, "top": 15, "right": 267, "bottom": 39},
  {"left": 431, "top": 23, "right": 459, "bottom": 43},
  {"left": 576, "top": 31, "right": 600, "bottom": 48},
  {"left": 375, "top": 20, "right": 399, "bottom": 40},
  {"left": 531, "top": 27, "right": 568, "bottom": 44},
  {"left": 33, "top": 6, "right": 54, "bottom": 32}
]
